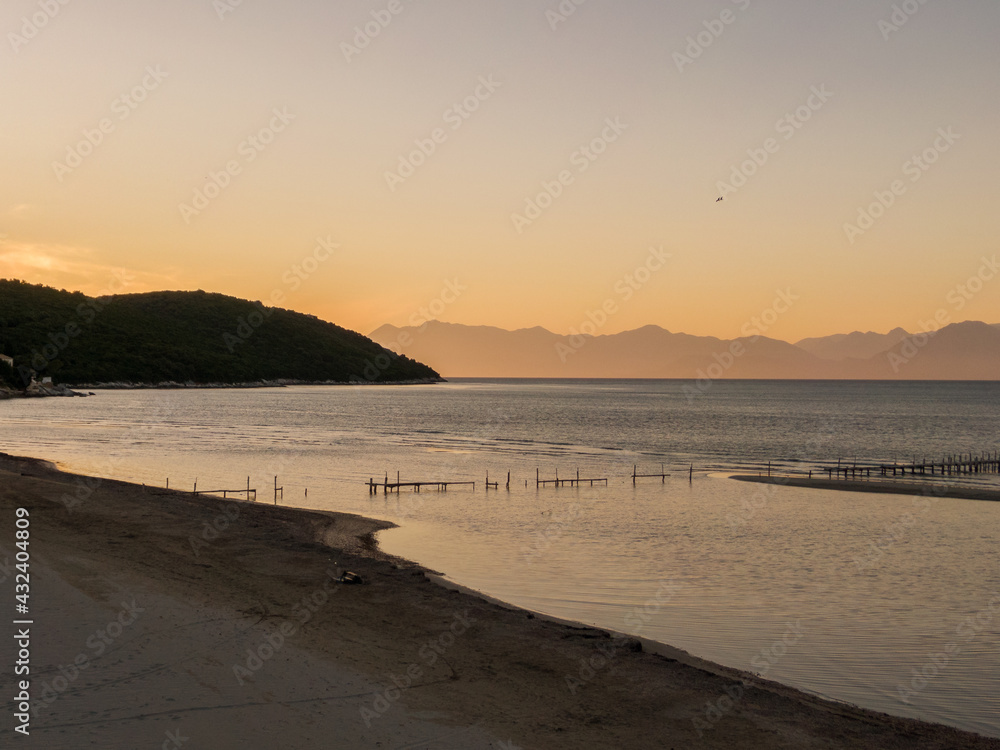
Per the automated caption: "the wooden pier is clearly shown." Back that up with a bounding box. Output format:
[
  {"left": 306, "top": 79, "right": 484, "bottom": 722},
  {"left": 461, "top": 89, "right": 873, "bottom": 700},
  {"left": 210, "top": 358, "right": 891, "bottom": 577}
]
[
  {"left": 364, "top": 464, "right": 685, "bottom": 494},
  {"left": 367, "top": 472, "right": 476, "bottom": 494},
  {"left": 192, "top": 476, "right": 257, "bottom": 501},
  {"left": 632, "top": 464, "right": 670, "bottom": 484},
  {"left": 484, "top": 471, "right": 508, "bottom": 491},
  {"left": 821, "top": 452, "right": 1000, "bottom": 480},
  {"left": 535, "top": 468, "right": 608, "bottom": 488}
]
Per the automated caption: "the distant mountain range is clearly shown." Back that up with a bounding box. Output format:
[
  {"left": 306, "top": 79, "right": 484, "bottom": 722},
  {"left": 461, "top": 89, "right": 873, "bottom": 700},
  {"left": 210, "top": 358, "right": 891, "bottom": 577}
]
[
  {"left": 370, "top": 321, "right": 1000, "bottom": 380},
  {"left": 794, "top": 328, "right": 911, "bottom": 361}
]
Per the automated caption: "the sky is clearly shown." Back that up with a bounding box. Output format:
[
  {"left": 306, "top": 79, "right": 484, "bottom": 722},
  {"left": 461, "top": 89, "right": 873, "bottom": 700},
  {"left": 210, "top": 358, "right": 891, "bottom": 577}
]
[{"left": 1, "top": 0, "right": 998, "bottom": 343}]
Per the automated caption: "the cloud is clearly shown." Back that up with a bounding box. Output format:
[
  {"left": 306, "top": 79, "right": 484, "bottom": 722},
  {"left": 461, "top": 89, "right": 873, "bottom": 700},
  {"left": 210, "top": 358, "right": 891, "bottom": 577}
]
[
  {"left": 0, "top": 240, "right": 175, "bottom": 294},
  {"left": 5, "top": 204, "right": 34, "bottom": 218}
]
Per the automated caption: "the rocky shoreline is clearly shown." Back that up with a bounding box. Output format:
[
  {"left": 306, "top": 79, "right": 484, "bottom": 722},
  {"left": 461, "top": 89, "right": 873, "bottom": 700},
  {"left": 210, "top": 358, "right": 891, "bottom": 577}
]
[
  {"left": 0, "top": 377, "right": 446, "bottom": 399},
  {"left": 0, "top": 383, "right": 89, "bottom": 399},
  {"left": 73, "top": 377, "right": 446, "bottom": 389}
]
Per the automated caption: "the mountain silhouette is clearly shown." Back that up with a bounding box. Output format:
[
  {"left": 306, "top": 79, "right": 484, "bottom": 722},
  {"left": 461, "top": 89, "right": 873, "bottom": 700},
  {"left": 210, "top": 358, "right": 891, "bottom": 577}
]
[{"left": 371, "top": 321, "right": 1000, "bottom": 380}]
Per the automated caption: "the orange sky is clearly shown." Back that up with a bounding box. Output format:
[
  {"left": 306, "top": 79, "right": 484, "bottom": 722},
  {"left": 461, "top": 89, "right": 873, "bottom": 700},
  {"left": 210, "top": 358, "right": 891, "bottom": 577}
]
[{"left": 2, "top": 0, "right": 998, "bottom": 342}]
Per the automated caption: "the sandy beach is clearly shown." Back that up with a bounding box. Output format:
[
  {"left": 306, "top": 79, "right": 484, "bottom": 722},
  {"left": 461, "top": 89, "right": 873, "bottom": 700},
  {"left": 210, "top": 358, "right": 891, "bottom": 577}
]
[
  {"left": 731, "top": 474, "right": 1000, "bottom": 502},
  {"left": 2, "top": 452, "right": 998, "bottom": 749}
]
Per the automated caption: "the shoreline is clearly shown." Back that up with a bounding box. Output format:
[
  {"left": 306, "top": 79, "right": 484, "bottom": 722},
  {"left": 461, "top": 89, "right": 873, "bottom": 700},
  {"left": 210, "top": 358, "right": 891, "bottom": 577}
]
[
  {"left": 731, "top": 474, "right": 1000, "bottom": 502},
  {"left": 3, "top": 453, "right": 998, "bottom": 748},
  {"left": 0, "top": 378, "right": 446, "bottom": 399},
  {"left": 71, "top": 377, "right": 446, "bottom": 389}
]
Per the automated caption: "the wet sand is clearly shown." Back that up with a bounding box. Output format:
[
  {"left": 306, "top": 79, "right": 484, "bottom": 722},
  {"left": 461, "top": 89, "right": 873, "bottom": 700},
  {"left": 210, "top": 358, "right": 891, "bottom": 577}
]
[
  {"left": 2, "top": 452, "right": 998, "bottom": 749},
  {"left": 732, "top": 474, "right": 1000, "bottom": 502}
]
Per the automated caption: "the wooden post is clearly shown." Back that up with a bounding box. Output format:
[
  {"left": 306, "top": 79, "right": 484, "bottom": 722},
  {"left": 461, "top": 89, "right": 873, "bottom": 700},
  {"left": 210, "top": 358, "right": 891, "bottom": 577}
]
[
  {"left": 689, "top": 464, "right": 693, "bottom": 483},
  {"left": 166, "top": 478, "right": 169, "bottom": 489},
  {"left": 506, "top": 471, "right": 510, "bottom": 490}
]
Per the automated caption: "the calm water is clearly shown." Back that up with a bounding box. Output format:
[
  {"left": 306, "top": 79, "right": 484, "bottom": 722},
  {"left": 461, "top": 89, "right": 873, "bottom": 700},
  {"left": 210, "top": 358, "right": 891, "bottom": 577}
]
[{"left": 2, "top": 380, "right": 999, "bottom": 737}]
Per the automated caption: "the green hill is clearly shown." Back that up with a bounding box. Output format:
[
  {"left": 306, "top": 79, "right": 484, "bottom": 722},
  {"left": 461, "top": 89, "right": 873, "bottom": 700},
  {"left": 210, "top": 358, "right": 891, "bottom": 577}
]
[{"left": 0, "top": 280, "right": 440, "bottom": 387}]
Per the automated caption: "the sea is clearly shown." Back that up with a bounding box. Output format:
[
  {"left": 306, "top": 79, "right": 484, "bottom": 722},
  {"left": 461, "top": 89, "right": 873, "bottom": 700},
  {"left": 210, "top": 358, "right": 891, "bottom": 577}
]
[{"left": 2, "top": 379, "right": 998, "bottom": 737}]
